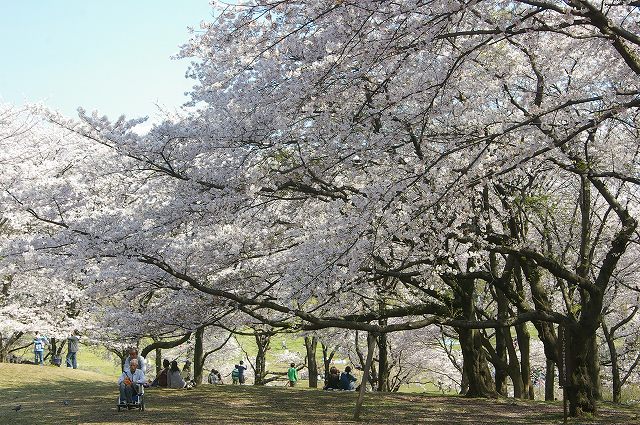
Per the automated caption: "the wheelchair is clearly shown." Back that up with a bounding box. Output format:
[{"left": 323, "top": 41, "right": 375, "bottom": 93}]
[{"left": 117, "top": 383, "right": 145, "bottom": 411}]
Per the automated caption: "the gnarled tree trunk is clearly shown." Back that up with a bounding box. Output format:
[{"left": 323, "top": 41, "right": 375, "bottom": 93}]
[
  {"left": 304, "top": 336, "right": 318, "bottom": 388},
  {"left": 254, "top": 332, "right": 271, "bottom": 385}
]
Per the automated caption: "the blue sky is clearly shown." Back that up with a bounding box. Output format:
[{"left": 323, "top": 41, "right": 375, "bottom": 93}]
[{"left": 0, "top": 1, "right": 213, "bottom": 119}]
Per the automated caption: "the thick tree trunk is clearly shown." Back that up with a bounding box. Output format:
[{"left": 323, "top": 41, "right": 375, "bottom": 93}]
[
  {"left": 602, "top": 322, "right": 621, "bottom": 403},
  {"left": 505, "top": 336, "right": 524, "bottom": 399},
  {"left": 515, "top": 323, "right": 533, "bottom": 399},
  {"left": 586, "top": 334, "right": 602, "bottom": 401},
  {"left": 455, "top": 275, "right": 497, "bottom": 398},
  {"left": 492, "top": 259, "right": 511, "bottom": 397},
  {"left": 494, "top": 327, "right": 509, "bottom": 395},
  {"left": 566, "top": 329, "right": 599, "bottom": 416},
  {"left": 254, "top": 333, "right": 271, "bottom": 385},
  {"left": 49, "top": 337, "right": 61, "bottom": 364},
  {"left": 545, "top": 359, "right": 555, "bottom": 401},
  {"left": 460, "top": 368, "right": 469, "bottom": 395},
  {"left": 458, "top": 327, "right": 497, "bottom": 397},
  {"left": 304, "top": 336, "right": 318, "bottom": 388},
  {"left": 377, "top": 331, "right": 389, "bottom": 392},
  {"left": 193, "top": 326, "right": 205, "bottom": 385}
]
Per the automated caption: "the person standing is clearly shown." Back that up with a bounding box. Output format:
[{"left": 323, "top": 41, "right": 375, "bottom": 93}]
[
  {"left": 123, "top": 347, "right": 147, "bottom": 374},
  {"left": 235, "top": 360, "right": 247, "bottom": 384},
  {"left": 231, "top": 366, "right": 240, "bottom": 385},
  {"left": 287, "top": 363, "right": 298, "bottom": 387},
  {"left": 33, "top": 332, "right": 48, "bottom": 365},
  {"left": 66, "top": 330, "right": 80, "bottom": 369}
]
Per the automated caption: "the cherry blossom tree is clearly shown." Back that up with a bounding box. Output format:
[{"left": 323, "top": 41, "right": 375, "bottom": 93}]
[{"left": 2, "top": 1, "right": 640, "bottom": 419}]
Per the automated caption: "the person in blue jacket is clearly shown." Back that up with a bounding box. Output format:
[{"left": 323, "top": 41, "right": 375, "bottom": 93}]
[
  {"left": 339, "top": 366, "right": 357, "bottom": 391},
  {"left": 33, "top": 332, "right": 48, "bottom": 365}
]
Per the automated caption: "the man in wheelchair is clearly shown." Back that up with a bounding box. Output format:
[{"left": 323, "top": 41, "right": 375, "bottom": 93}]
[{"left": 118, "top": 358, "right": 146, "bottom": 409}]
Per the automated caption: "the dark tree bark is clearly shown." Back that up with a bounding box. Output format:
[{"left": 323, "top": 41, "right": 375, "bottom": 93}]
[
  {"left": 253, "top": 332, "right": 271, "bottom": 385},
  {"left": 140, "top": 332, "right": 192, "bottom": 358},
  {"left": 155, "top": 347, "right": 162, "bottom": 375},
  {"left": 545, "top": 359, "right": 555, "bottom": 401},
  {"left": 586, "top": 333, "right": 602, "bottom": 401},
  {"left": 377, "top": 329, "right": 390, "bottom": 392},
  {"left": 454, "top": 275, "right": 497, "bottom": 398},
  {"left": 515, "top": 323, "right": 533, "bottom": 399},
  {"left": 0, "top": 331, "right": 23, "bottom": 362},
  {"left": 193, "top": 325, "right": 205, "bottom": 385},
  {"left": 48, "top": 337, "right": 65, "bottom": 365},
  {"left": 304, "top": 336, "right": 318, "bottom": 388},
  {"left": 601, "top": 305, "right": 639, "bottom": 404},
  {"left": 505, "top": 332, "right": 525, "bottom": 399},
  {"left": 321, "top": 342, "right": 336, "bottom": 384}
]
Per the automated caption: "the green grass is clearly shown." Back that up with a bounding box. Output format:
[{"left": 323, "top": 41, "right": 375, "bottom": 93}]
[
  {"left": 12, "top": 343, "right": 122, "bottom": 376},
  {"left": 1, "top": 363, "right": 638, "bottom": 425}
]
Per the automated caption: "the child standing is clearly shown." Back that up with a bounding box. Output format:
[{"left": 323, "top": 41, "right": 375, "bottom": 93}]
[
  {"left": 231, "top": 367, "right": 240, "bottom": 385},
  {"left": 287, "top": 363, "right": 298, "bottom": 387}
]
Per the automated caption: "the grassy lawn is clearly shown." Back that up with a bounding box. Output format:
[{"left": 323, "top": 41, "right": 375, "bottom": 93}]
[{"left": 1, "top": 364, "right": 638, "bottom": 424}]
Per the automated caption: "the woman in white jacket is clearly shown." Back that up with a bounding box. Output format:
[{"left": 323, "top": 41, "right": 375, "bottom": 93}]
[{"left": 167, "top": 360, "right": 186, "bottom": 389}]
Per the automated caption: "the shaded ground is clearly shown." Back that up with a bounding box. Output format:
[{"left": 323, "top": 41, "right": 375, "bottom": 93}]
[{"left": 0, "top": 364, "right": 637, "bottom": 424}]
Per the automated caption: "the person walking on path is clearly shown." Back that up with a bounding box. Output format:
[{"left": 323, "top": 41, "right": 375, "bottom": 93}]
[
  {"left": 66, "top": 330, "right": 81, "bottom": 369},
  {"left": 287, "top": 363, "right": 298, "bottom": 387},
  {"left": 33, "top": 332, "right": 48, "bottom": 365}
]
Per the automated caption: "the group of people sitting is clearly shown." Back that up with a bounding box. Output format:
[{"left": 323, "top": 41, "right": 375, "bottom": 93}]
[
  {"left": 324, "top": 365, "right": 358, "bottom": 391},
  {"left": 151, "top": 358, "right": 197, "bottom": 389},
  {"left": 117, "top": 345, "right": 360, "bottom": 409},
  {"left": 118, "top": 347, "right": 202, "bottom": 409}
]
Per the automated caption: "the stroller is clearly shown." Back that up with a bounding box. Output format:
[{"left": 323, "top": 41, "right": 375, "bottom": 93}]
[{"left": 117, "top": 383, "right": 145, "bottom": 411}]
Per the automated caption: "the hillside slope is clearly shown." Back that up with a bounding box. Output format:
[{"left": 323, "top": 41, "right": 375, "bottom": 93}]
[{"left": 0, "top": 363, "right": 637, "bottom": 424}]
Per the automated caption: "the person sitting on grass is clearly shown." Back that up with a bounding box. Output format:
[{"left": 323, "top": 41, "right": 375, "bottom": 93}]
[
  {"left": 287, "top": 363, "right": 298, "bottom": 387},
  {"left": 208, "top": 368, "right": 223, "bottom": 384},
  {"left": 167, "top": 360, "right": 187, "bottom": 389},
  {"left": 339, "top": 366, "right": 357, "bottom": 391},
  {"left": 324, "top": 366, "right": 341, "bottom": 390},
  {"left": 151, "top": 359, "right": 170, "bottom": 387},
  {"left": 118, "top": 358, "right": 146, "bottom": 408},
  {"left": 181, "top": 360, "right": 192, "bottom": 381}
]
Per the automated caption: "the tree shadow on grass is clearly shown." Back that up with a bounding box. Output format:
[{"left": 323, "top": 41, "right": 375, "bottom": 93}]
[{"left": 1, "top": 381, "right": 638, "bottom": 425}]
